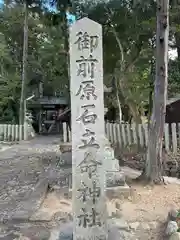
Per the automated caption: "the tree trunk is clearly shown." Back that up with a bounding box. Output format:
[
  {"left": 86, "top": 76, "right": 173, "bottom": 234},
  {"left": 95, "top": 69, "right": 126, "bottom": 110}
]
[
  {"left": 19, "top": 1, "right": 28, "bottom": 125},
  {"left": 128, "top": 101, "right": 142, "bottom": 124},
  {"left": 115, "top": 78, "right": 122, "bottom": 123},
  {"left": 145, "top": 0, "right": 169, "bottom": 183},
  {"left": 148, "top": 60, "right": 155, "bottom": 129}
]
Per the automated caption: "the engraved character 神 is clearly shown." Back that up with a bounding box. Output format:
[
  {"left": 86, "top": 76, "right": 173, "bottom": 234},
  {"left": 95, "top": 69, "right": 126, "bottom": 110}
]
[
  {"left": 89, "top": 180, "right": 101, "bottom": 204},
  {"left": 74, "top": 31, "right": 99, "bottom": 52},
  {"left": 76, "top": 80, "right": 97, "bottom": 100},
  {"left": 77, "top": 180, "right": 101, "bottom": 203},
  {"left": 78, "top": 129, "right": 100, "bottom": 149},
  {"left": 78, "top": 151, "right": 101, "bottom": 178},
  {"left": 76, "top": 55, "right": 97, "bottom": 79},
  {"left": 77, "top": 181, "right": 89, "bottom": 202},
  {"left": 76, "top": 104, "right": 97, "bottom": 125}
]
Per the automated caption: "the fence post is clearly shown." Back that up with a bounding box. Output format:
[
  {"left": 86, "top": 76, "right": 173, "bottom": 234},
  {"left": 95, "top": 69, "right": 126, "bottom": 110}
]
[
  {"left": 0, "top": 125, "right": 3, "bottom": 141},
  {"left": 164, "top": 124, "right": 169, "bottom": 152},
  {"left": 19, "top": 125, "right": 23, "bottom": 141},
  {"left": 138, "top": 124, "right": 144, "bottom": 146},
  {"left": 116, "top": 123, "right": 122, "bottom": 148},
  {"left": 121, "top": 124, "right": 126, "bottom": 146},
  {"left": 11, "top": 125, "right": 15, "bottom": 141},
  {"left": 15, "top": 125, "right": 18, "bottom": 141},
  {"left": 132, "top": 123, "right": 137, "bottom": 144},
  {"left": 63, "top": 122, "right": 67, "bottom": 142},
  {"left": 178, "top": 123, "right": 180, "bottom": 149},
  {"left": 69, "top": 125, "right": 72, "bottom": 142},
  {"left": 126, "top": 124, "right": 131, "bottom": 145},
  {"left": 112, "top": 123, "right": 117, "bottom": 144},
  {"left": 7, "top": 124, "right": 11, "bottom": 141},
  {"left": 171, "top": 123, "right": 177, "bottom": 153},
  {"left": 23, "top": 122, "right": 28, "bottom": 140},
  {"left": 143, "top": 124, "right": 148, "bottom": 147},
  {"left": 109, "top": 123, "right": 113, "bottom": 143},
  {"left": 106, "top": 122, "right": 110, "bottom": 141},
  {"left": 3, "top": 125, "right": 6, "bottom": 141}
]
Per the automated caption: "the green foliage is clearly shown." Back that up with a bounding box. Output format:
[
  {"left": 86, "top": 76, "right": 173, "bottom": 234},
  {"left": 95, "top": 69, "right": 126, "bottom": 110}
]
[
  {"left": 0, "top": 0, "right": 180, "bottom": 123},
  {"left": 0, "top": 3, "right": 69, "bottom": 122}
]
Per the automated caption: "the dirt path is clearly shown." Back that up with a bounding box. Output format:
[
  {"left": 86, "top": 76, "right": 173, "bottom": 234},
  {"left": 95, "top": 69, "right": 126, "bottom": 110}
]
[
  {"left": 120, "top": 183, "right": 180, "bottom": 222},
  {"left": 0, "top": 136, "right": 61, "bottom": 222}
]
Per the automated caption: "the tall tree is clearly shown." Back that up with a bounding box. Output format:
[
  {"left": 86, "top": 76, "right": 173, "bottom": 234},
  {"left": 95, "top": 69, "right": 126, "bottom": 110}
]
[
  {"left": 19, "top": 0, "right": 28, "bottom": 124},
  {"left": 145, "top": 0, "right": 169, "bottom": 183}
]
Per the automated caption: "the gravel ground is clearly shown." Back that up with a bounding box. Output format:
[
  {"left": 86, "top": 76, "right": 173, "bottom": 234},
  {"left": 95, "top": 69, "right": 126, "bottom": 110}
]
[{"left": 0, "top": 137, "right": 179, "bottom": 239}]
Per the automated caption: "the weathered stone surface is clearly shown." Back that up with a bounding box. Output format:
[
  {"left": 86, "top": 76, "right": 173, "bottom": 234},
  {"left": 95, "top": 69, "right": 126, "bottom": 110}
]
[
  {"left": 0, "top": 232, "right": 19, "bottom": 240},
  {"left": 106, "top": 171, "right": 126, "bottom": 187},
  {"left": 106, "top": 185, "right": 130, "bottom": 199},
  {"left": 104, "top": 137, "right": 127, "bottom": 189},
  {"left": 54, "top": 219, "right": 141, "bottom": 240},
  {"left": 168, "top": 209, "right": 178, "bottom": 221},
  {"left": 104, "top": 138, "right": 120, "bottom": 172},
  {"left": 129, "top": 222, "right": 140, "bottom": 231},
  {"left": 110, "top": 218, "right": 129, "bottom": 231},
  {"left": 70, "top": 17, "right": 107, "bottom": 239},
  {"left": 58, "top": 152, "right": 72, "bottom": 166},
  {"left": 58, "top": 222, "right": 73, "bottom": 240},
  {"left": 166, "top": 221, "right": 178, "bottom": 236},
  {"left": 169, "top": 232, "right": 180, "bottom": 240},
  {"left": 59, "top": 143, "right": 72, "bottom": 153}
]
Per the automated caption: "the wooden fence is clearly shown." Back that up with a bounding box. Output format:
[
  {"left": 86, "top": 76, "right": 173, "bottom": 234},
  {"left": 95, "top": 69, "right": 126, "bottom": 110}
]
[
  {"left": 62, "top": 122, "right": 180, "bottom": 153},
  {"left": 0, "top": 124, "right": 28, "bottom": 141}
]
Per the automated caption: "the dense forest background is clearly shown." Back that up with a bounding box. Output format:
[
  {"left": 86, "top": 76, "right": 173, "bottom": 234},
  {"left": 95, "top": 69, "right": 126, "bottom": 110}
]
[{"left": 0, "top": 0, "right": 180, "bottom": 123}]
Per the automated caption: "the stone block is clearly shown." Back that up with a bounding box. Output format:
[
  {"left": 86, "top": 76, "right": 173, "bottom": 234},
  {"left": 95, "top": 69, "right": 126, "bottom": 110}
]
[
  {"left": 59, "top": 143, "right": 72, "bottom": 153},
  {"left": 169, "top": 232, "right": 180, "bottom": 240},
  {"left": 106, "top": 171, "right": 126, "bottom": 187},
  {"left": 58, "top": 152, "right": 72, "bottom": 166},
  {"left": 168, "top": 209, "right": 178, "bottom": 221},
  {"left": 106, "top": 185, "right": 131, "bottom": 200},
  {"left": 50, "top": 219, "right": 133, "bottom": 240},
  {"left": 166, "top": 221, "right": 178, "bottom": 236}
]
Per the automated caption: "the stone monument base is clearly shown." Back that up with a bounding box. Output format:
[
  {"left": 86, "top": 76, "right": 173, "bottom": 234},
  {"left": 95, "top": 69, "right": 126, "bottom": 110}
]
[{"left": 53, "top": 219, "right": 132, "bottom": 240}]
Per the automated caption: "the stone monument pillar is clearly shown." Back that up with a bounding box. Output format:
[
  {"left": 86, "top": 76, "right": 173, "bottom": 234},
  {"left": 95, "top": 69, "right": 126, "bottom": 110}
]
[{"left": 69, "top": 17, "right": 108, "bottom": 240}]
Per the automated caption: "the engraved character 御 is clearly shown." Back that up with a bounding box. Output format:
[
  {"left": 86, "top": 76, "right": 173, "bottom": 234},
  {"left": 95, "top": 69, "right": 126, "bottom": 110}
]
[
  {"left": 79, "top": 129, "right": 100, "bottom": 149},
  {"left": 76, "top": 55, "right": 97, "bottom": 79},
  {"left": 75, "top": 31, "right": 90, "bottom": 50},
  {"left": 74, "top": 31, "right": 99, "bottom": 53},
  {"left": 76, "top": 104, "right": 97, "bottom": 125},
  {"left": 76, "top": 80, "right": 97, "bottom": 100},
  {"left": 78, "top": 152, "right": 101, "bottom": 179}
]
